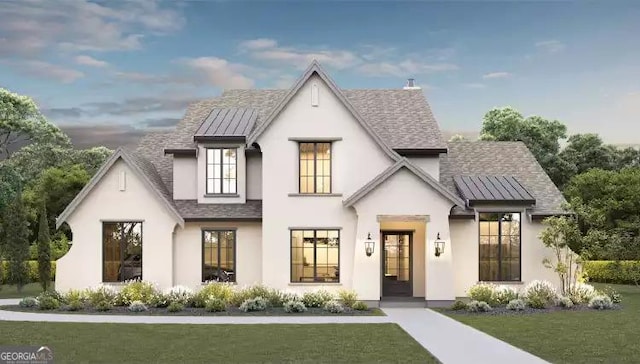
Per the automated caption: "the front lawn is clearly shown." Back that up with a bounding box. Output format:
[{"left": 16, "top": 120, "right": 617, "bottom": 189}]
[
  {"left": 446, "top": 284, "right": 640, "bottom": 363},
  {"left": 0, "top": 282, "right": 53, "bottom": 299},
  {"left": 0, "top": 322, "right": 436, "bottom": 363}
]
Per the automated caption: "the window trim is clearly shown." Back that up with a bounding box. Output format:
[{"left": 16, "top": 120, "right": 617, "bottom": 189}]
[
  {"left": 201, "top": 229, "right": 237, "bottom": 283},
  {"left": 205, "top": 147, "right": 238, "bottom": 195},
  {"left": 478, "top": 212, "right": 522, "bottom": 282},
  {"left": 102, "top": 221, "right": 143, "bottom": 283},
  {"left": 289, "top": 228, "right": 341, "bottom": 283},
  {"left": 298, "top": 142, "right": 332, "bottom": 194}
]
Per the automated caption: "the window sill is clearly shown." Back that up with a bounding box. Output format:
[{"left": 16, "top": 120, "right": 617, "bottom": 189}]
[
  {"left": 288, "top": 193, "right": 343, "bottom": 197},
  {"left": 478, "top": 281, "right": 523, "bottom": 285},
  {"left": 288, "top": 282, "right": 342, "bottom": 286},
  {"left": 101, "top": 282, "right": 128, "bottom": 286},
  {"left": 204, "top": 194, "right": 240, "bottom": 198}
]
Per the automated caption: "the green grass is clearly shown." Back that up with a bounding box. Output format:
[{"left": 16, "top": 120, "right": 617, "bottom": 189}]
[
  {"left": 0, "top": 282, "right": 54, "bottom": 299},
  {"left": 0, "top": 322, "right": 436, "bottom": 363},
  {"left": 446, "top": 284, "right": 640, "bottom": 363}
]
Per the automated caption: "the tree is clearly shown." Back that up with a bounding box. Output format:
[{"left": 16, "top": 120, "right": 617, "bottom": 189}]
[
  {"left": 0, "top": 88, "right": 70, "bottom": 158},
  {"left": 559, "top": 134, "right": 618, "bottom": 174},
  {"left": 37, "top": 201, "right": 52, "bottom": 291},
  {"left": 2, "top": 193, "right": 30, "bottom": 291},
  {"left": 540, "top": 216, "right": 582, "bottom": 295},
  {"left": 0, "top": 163, "right": 21, "bottom": 212}
]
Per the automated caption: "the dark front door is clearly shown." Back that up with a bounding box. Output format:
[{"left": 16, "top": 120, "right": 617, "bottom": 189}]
[{"left": 382, "top": 232, "right": 412, "bottom": 297}]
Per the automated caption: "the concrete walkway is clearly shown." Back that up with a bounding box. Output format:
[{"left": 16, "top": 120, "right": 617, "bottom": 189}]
[
  {"left": 0, "top": 299, "right": 547, "bottom": 363},
  {"left": 384, "top": 308, "right": 549, "bottom": 364}
]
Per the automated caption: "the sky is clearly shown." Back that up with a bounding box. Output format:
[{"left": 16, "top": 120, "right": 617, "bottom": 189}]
[{"left": 1, "top": 1, "right": 640, "bottom": 149}]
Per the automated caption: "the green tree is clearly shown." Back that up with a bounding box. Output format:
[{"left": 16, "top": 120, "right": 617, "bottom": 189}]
[
  {"left": 2, "top": 193, "right": 30, "bottom": 291},
  {"left": 559, "top": 134, "right": 618, "bottom": 174},
  {"left": 37, "top": 201, "right": 52, "bottom": 291},
  {"left": 0, "top": 88, "right": 70, "bottom": 158},
  {"left": 540, "top": 216, "right": 582, "bottom": 295},
  {"left": 0, "top": 163, "right": 21, "bottom": 212}
]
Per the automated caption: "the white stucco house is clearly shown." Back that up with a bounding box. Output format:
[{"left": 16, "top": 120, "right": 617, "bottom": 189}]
[{"left": 55, "top": 61, "right": 568, "bottom": 306}]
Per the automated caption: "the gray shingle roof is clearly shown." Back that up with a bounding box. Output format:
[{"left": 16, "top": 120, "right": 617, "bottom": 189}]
[
  {"left": 175, "top": 200, "right": 262, "bottom": 220},
  {"left": 453, "top": 175, "right": 535, "bottom": 206},
  {"left": 194, "top": 108, "right": 258, "bottom": 139},
  {"left": 441, "top": 141, "right": 567, "bottom": 215}
]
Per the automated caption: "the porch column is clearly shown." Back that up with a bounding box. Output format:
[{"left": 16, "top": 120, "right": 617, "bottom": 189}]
[
  {"left": 426, "top": 213, "right": 455, "bottom": 305},
  {"left": 351, "top": 212, "right": 380, "bottom": 301}
]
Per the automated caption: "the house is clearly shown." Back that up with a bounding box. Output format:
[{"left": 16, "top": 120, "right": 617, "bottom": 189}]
[{"left": 55, "top": 61, "right": 567, "bottom": 306}]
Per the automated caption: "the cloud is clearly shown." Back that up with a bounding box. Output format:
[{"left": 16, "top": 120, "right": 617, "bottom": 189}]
[
  {"left": 238, "top": 38, "right": 279, "bottom": 51},
  {"left": 239, "top": 39, "right": 360, "bottom": 70},
  {"left": 463, "top": 83, "right": 487, "bottom": 89},
  {"left": 535, "top": 40, "right": 565, "bottom": 53},
  {"left": 75, "top": 55, "right": 109, "bottom": 67},
  {"left": 42, "top": 107, "right": 84, "bottom": 118},
  {"left": 482, "top": 72, "right": 511, "bottom": 79},
  {"left": 180, "top": 57, "right": 254, "bottom": 89},
  {"left": 5, "top": 60, "right": 84, "bottom": 83},
  {"left": 83, "top": 95, "right": 199, "bottom": 116},
  {"left": 357, "top": 60, "right": 458, "bottom": 77},
  {"left": 143, "top": 117, "right": 180, "bottom": 128},
  {"left": 59, "top": 124, "right": 147, "bottom": 149}
]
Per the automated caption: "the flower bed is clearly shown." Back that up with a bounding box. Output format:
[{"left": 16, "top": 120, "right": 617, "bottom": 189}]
[
  {"left": 444, "top": 280, "right": 623, "bottom": 315},
  {"left": 5, "top": 282, "right": 381, "bottom": 316}
]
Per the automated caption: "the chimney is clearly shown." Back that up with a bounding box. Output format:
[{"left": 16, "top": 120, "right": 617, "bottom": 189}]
[{"left": 403, "top": 78, "right": 421, "bottom": 90}]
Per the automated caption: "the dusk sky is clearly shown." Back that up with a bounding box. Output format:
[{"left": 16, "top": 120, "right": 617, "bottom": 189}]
[{"left": 1, "top": 1, "right": 639, "bottom": 148}]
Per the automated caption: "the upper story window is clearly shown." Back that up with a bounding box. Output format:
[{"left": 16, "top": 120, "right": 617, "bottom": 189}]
[
  {"left": 479, "top": 212, "right": 521, "bottom": 282},
  {"left": 206, "top": 148, "right": 237, "bottom": 194},
  {"left": 299, "top": 142, "right": 331, "bottom": 194}
]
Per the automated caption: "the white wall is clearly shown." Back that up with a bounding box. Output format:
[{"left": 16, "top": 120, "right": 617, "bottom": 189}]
[
  {"left": 173, "top": 156, "right": 197, "bottom": 200},
  {"left": 173, "top": 221, "right": 262, "bottom": 291},
  {"left": 56, "top": 159, "right": 179, "bottom": 292},
  {"left": 246, "top": 153, "right": 262, "bottom": 200},
  {"left": 197, "top": 143, "right": 246, "bottom": 204},
  {"left": 408, "top": 156, "right": 441, "bottom": 181}
]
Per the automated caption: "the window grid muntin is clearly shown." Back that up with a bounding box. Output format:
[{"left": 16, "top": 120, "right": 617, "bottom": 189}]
[
  {"left": 479, "top": 212, "right": 521, "bottom": 282},
  {"left": 206, "top": 148, "right": 237, "bottom": 194},
  {"left": 102, "top": 222, "right": 143, "bottom": 282},
  {"left": 202, "top": 230, "right": 236, "bottom": 282},
  {"left": 290, "top": 229, "right": 340, "bottom": 282},
  {"left": 299, "top": 142, "right": 331, "bottom": 194}
]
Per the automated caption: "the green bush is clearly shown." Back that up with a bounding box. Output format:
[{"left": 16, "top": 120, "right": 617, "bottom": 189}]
[
  {"left": 128, "top": 301, "right": 149, "bottom": 312},
  {"left": 588, "top": 295, "right": 613, "bottom": 310},
  {"left": 450, "top": 300, "right": 468, "bottom": 311},
  {"left": 527, "top": 295, "right": 548, "bottom": 309},
  {"left": 599, "top": 286, "right": 622, "bottom": 304},
  {"left": 193, "top": 283, "right": 234, "bottom": 307},
  {"left": 523, "top": 280, "right": 557, "bottom": 308},
  {"left": 37, "top": 295, "right": 60, "bottom": 310},
  {"left": 493, "top": 286, "right": 519, "bottom": 305},
  {"left": 351, "top": 301, "right": 369, "bottom": 311},
  {"left": 506, "top": 299, "right": 526, "bottom": 311},
  {"left": 302, "top": 290, "right": 334, "bottom": 308},
  {"left": 323, "top": 300, "right": 345, "bottom": 314},
  {"left": 85, "top": 285, "right": 117, "bottom": 307},
  {"left": 283, "top": 300, "right": 307, "bottom": 313},
  {"left": 467, "top": 283, "right": 496, "bottom": 305},
  {"left": 115, "top": 281, "right": 157, "bottom": 306},
  {"left": 337, "top": 289, "right": 358, "bottom": 308},
  {"left": 466, "top": 300, "right": 492, "bottom": 312},
  {"left": 231, "top": 285, "right": 284, "bottom": 307},
  {"left": 167, "top": 301, "right": 184, "bottom": 312},
  {"left": 583, "top": 261, "right": 640, "bottom": 284},
  {"left": 64, "top": 299, "right": 84, "bottom": 311},
  {"left": 164, "top": 286, "right": 194, "bottom": 306},
  {"left": 204, "top": 297, "right": 226, "bottom": 312},
  {"left": 558, "top": 296, "right": 574, "bottom": 308},
  {"left": 94, "top": 300, "right": 113, "bottom": 312},
  {"left": 0, "top": 261, "right": 56, "bottom": 284},
  {"left": 19, "top": 297, "right": 37, "bottom": 308},
  {"left": 239, "top": 297, "right": 268, "bottom": 312}
]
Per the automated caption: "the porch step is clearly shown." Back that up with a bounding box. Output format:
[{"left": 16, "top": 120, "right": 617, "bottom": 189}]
[{"left": 379, "top": 297, "right": 426, "bottom": 308}]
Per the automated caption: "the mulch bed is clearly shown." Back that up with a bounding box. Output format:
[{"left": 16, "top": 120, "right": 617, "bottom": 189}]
[{"left": 443, "top": 304, "right": 622, "bottom": 316}]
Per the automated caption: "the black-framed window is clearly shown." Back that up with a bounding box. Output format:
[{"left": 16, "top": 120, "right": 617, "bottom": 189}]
[
  {"left": 299, "top": 142, "right": 331, "bottom": 194},
  {"left": 291, "top": 229, "right": 339, "bottom": 282},
  {"left": 479, "top": 213, "right": 521, "bottom": 281},
  {"left": 206, "top": 148, "right": 237, "bottom": 194},
  {"left": 202, "top": 230, "right": 236, "bottom": 282},
  {"left": 103, "top": 222, "right": 142, "bottom": 282}
]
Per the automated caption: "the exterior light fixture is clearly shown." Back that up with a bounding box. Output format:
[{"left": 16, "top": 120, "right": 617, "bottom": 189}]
[
  {"left": 434, "top": 233, "right": 445, "bottom": 257},
  {"left": 364, "top": 233, "right": 375, "bottom": 257}
]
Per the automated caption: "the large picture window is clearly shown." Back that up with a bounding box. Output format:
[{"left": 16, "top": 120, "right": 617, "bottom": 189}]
[
  {"left": 291, "top": 229, "right": 339, "bottom": 282},
  {"left": 103, "top": 222, "right": 142, "bottom": 282},
  {"left": 479, "top": 213, "right": 521, "bottom": 281},
  {"left": 206, "top": 148, "right": 237, "bottom": 194},
  {"left": 202, "top": 230, "right": 236, "bottom": 282},
  {"left": 299, "top": 142, "right": 331, "bottom": 194}
]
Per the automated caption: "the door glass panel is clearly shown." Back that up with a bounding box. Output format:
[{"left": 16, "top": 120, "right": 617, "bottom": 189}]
[
  {"left": 384, "top": 234, "right": 410, "bottom": 282},
  {"left": 398, "top": 234, "right": 410, "bottom": 281}
]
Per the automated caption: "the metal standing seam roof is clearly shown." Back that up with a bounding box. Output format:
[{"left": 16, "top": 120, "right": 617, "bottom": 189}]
[
  {"left": 453, "top": 175, "right": 536, "bottom": 206},
  {"left": 194, "top": 108, "right": 257, "bottom": 140}
]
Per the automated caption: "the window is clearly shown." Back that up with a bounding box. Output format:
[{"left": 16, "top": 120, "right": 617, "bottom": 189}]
[
  {"left": 479, "top": 213, "right": 521, "bottom": 281},
  {"left": 202, "top": 230, "right": 236, "bottom": 282},
  {"left": 291, "top": 229, "right": 339, "bottom": 282},
  {"left": 206, "top": 148, "right": 237, "bottom": 194},
  {"left": 103, "top": 222, "right": 142, "bottom": 282},
  {"left": 299, "top": 142, "right": 331, "bottom": 194}
]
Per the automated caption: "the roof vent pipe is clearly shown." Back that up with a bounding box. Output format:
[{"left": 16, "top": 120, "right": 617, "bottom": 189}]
[{"left": 403, "top": 78, "right": 421, "bottom": 90}]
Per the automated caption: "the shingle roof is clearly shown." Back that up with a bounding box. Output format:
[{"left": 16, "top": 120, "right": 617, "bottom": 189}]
[
  {"left": 441, "top": 141, "right": 567, "bottom": 215},
  {"left": 194, "top": 108, "right": 258, "bottom": 140},
  {"left": 453, "top": 175, "right": 536, "bottom": 206},
  {"left": 175, "top": 200, "right": 262, "bottom": 220}
]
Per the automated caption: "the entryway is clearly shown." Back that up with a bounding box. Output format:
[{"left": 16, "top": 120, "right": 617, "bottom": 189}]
[{"left": 381, "top": 231, "right": 412, "bottom": 297}]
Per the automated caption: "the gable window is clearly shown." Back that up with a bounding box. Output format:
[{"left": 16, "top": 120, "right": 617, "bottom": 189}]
[
  {"left": 291, "top": 229, "right": 339, "bottom": 282},
  {"left": 206, "top": 148, "right": 237, "bottom": 194},
  {"left": 202, "top": 230, "right": 236, "bottom": 282},
  {"left": 103, "top": 222, "right": 142, "bottom": 282},
  {"left": 299, "top": 142, "right": 331, "bottom": 194},
  {"left": 479, "top": 213, "right": 521, "bottom": 281}
]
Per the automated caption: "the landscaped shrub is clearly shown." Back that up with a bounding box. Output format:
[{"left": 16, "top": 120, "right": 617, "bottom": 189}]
[
  {"left": 468, "top": 283, "right": 496, "bottom": 304},
  {"left": 0, "top": 261, "right": 57, "bottom": 284},
  {"left": 63, "top": 289, "right": 86, "bottom": 304},
  {"left": 558, "top": 296, "right": 574, "bottom": 308},
  {"left": 128, "top": 300, "right": 149, "bottom": 312},
  {"left": 167, "top": 301, "right": 184, "bottom": 312},
  {"left": 239, "top": 296, "right": 268, "bottom": 312},
  {"left": 94, "top": 300, "right": 113, "bottom": 312},
  {"left": 466, "top": 300, "right": 492, "bottom": 312},
  {"left": 599, "top": 286, "right": 622, "bottom": 304},
  {"left": 523, "top": 280, "right": 557, "bottom": 308},
  {"left": 588, "top": 295, "right": 613, "bottom": 310},
  {"left": 506, "top": 299, "right": 526, "bottom": 311},
  {"left": 567, "top": 283, "right": 597, "bottom": 304},
  {"left": 204, "top": 297, "right": 226, "bottom": 312},
  {"left": 19, "top": 297, "right": 37, "bottom": 308},
  {"left": 194, "top": 282, "right": 234, "bottom": 307},
  {"left": 583, "top": 260, "right": 640, "bottom": 284},
  {"left": 337, "top": 289, "right": 358, "bottom": 308},
  {"left": 302, "top": 290, "right": 334, "bottom": 308},
  {"left": 493, "top": 285, "right": 519, "bottom": 305},
  {"left": 352, "top": 301, "right": 368, "bottom": 311},
  {"left": 64, "top": 299, "right": 84, "bottom": 311},
  {"left": 450, "top": 300, "right": 468, "bottom": 311},
  {"left": 37, "top": 295, "right": 60, "bottom": 310},
  {"left": 148, "top": 292, "right": 169, "bottom": 308},
  {"left": 323, "top": 300, "right": 345, "bottom": 314},
  {"left": 283, "top": 300, "right": 307, "bottom": 313},
  {"left": 231, "top": 285, "right": 283, "bottom": 307},
  {"left": 85, "top": 284, "right": 117, "bottom": 307},
  {"left": 164, "top": 286, "right": 194, "bottom": 306},
  {"left": 115, "top": 280, "right": 157, "bottom": 306}
]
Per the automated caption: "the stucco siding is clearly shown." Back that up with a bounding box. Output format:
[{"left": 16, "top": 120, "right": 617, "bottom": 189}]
[
  {"left": 56, "top": 159, "right": 179, "bottom": 292},
  {"left": 246, "top": 153, "right": 262, "bottom": 200},
  {"left": 173, "top": 156, "right": 197, "bottom": 200},
  {"left": 408, "top": 156, "right": 441, "bottom": 181}
]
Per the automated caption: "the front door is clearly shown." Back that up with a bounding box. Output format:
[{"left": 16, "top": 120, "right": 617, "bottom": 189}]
[{"left": 382, "top": 232, "right": 412, "bottom": 297}]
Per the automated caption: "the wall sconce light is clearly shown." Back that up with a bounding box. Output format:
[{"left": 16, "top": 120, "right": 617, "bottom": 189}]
[
  {"left": 364, "top": 233, "right": 375, "bottom": 257},
  {"left": 434, "top": 233, "right": 445, "bottom": 257}
]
